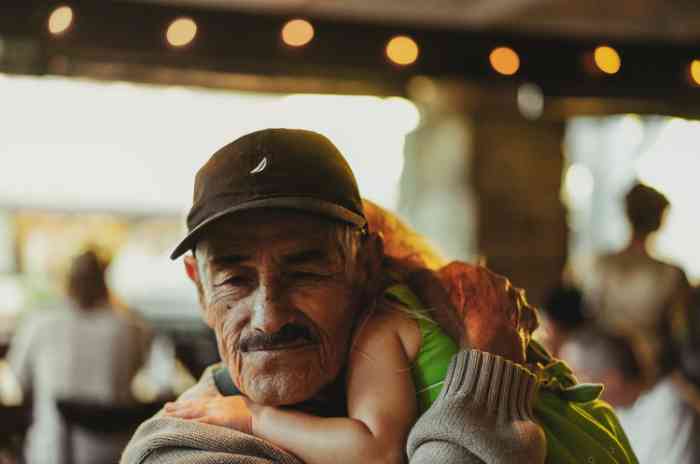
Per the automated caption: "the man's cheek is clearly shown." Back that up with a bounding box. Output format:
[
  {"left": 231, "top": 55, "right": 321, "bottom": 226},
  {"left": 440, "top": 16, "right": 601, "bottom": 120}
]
[{"left": 210, "top": 307, "right": 242, "bottom": 362}]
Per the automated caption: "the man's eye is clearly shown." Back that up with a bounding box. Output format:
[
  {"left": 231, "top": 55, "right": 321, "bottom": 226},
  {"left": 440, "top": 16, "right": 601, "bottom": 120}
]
[
  {"left": 216, "top": 276, "right": 249, "bottom": 287},
  {"left": 290, "top": 271, "right": 325, "bottom": 280}
]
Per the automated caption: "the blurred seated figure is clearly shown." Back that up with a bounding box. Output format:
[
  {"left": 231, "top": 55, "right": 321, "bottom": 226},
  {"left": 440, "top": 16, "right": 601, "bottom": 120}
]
[
  {"left": 540, "top": 283, "right": 587, "bottom": 357},
  {"left": 7, "top": 250, "right": 151, "bottom": 464},
  {"left": 560, "top": 328, "right": 646, "bottom": 408},
  {"left": 583, "top": 183, "right": 689, "bottom": 380}
]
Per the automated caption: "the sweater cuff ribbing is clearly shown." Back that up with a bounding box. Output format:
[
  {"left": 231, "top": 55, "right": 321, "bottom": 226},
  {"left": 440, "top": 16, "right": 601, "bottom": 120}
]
[{"left": 438, "top": 349, "right": 539, "bottom": 423}]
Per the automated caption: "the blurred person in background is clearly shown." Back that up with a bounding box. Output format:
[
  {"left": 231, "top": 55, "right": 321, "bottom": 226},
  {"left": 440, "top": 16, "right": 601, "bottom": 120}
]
[
  {"left": 583, "top": 182, "right": 689, "bottom": 381},
  {"left": 559, "top": 328, "right": 647, "bottom": 409},
  {"left": 8, "top": 250, "right": 151, "bottom": 464},
  {"left": 601, "top": 287, "right": 700, "bottom": 463},
  {"left": 540, "top": 283, "right": 587, "bottom": 357}
]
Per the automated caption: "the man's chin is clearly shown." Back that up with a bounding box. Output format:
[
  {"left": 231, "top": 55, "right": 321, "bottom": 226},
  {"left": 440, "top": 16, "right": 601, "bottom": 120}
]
[{"left": 232, "top": 349, "right": 331, "bottom": 406}]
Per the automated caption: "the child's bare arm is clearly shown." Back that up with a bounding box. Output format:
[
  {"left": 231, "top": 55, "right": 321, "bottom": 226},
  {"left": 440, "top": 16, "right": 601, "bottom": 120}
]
[
  {"left": 165, "top": 310, "right": 418, "bottom": 464},
  {"left": 252, "top": 310, "right": 417, "bottom": 464}
]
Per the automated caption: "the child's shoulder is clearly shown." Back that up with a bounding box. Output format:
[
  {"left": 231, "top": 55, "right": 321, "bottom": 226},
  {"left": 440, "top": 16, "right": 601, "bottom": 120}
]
[{"left": 356, "top": 300, "right": 422, "bottom": 360}]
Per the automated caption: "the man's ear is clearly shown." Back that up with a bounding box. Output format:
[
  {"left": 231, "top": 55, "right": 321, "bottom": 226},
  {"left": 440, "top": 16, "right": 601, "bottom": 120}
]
[
  {"left": 184, "top": 253, "right": 215, "bottom": 328},
  {"left": 184, "top": 254, "right": 200, "bottom": 284}
]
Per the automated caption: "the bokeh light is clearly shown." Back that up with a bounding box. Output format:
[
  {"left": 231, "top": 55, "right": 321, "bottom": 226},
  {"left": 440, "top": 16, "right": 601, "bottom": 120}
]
[
  {"left": 166, "top": 17, "right": 197, "bottom": 48},
  {"left": 48, "top": 5, "right": 74, "bottom": 35},
  {"left": 690, "top": 60, "right": 700, "bottom": 86},
  {"left": 593, "top": 45, "right": 621, "bottom": 75},
  {"left": 281, "top": 19, "right": 314, "bottom": 47},
  {"left": 386, "top": 36, "right": 419, "bottom": 66},
  {"left": 489, "top": 47, "right": 520, "bottom": 76},
  {"left": 517, "top": 83, "right": 544, "bottom": 120}
]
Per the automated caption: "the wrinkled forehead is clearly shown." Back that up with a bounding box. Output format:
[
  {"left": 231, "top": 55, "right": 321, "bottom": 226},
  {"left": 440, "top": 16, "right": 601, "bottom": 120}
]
[{"left": 197, "top": 209, "right": 349, "bottom": 262}]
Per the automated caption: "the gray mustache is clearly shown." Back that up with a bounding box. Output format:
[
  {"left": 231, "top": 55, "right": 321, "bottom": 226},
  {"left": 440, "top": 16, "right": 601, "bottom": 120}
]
[{"left": 240, "top": 324, "right": 317, "bottom": 352}]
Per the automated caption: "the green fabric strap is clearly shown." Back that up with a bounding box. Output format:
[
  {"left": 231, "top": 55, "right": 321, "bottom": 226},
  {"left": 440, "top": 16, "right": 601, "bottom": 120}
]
[{"left": 528, "top": 340, "right": 639, "bottom": 464}]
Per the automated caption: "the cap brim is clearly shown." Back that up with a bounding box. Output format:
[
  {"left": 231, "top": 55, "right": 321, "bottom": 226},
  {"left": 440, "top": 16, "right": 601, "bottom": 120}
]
[{"left": 170, "top": 196, "right": 366, "bottom": 260}]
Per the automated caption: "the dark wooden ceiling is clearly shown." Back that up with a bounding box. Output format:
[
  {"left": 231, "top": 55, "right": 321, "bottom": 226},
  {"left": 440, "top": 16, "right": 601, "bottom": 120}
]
[{"left": 138, "top": 0, "right": 700, "bottom": 43}]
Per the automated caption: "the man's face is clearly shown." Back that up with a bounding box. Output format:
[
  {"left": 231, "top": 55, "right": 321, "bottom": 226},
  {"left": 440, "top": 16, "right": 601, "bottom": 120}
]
[{"left": 186, "top": 209, "right": 367, "bottom": 406}]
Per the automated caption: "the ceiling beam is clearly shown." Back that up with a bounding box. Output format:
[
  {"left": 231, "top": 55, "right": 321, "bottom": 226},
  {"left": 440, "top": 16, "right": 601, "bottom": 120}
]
[
  {"left": 2, "top": 0, "right": 700, "bottom": 105},
  {"left": 466, "top": 0, "right": 556, "bottom": 24}
]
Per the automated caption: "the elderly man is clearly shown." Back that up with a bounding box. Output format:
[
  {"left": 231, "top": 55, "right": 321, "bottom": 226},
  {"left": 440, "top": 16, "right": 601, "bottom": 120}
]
[{"left": 122, "top": 129, "right": 632, "bottom": 463}]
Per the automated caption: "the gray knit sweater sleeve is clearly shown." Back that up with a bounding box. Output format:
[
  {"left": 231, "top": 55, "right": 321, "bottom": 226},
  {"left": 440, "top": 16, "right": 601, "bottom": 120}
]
[{"left": 407, "top": 349, "right": 546, "bottom": 464}]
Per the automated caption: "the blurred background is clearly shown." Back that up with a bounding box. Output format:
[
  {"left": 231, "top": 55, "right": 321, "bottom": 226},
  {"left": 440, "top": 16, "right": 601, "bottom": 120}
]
[{"left": 1, "top": 0, "right": 700, "bottom": 462}]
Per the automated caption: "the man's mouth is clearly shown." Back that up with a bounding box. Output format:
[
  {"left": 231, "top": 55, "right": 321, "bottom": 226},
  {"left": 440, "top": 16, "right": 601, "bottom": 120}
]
[{"left": 244, "top": 340, "right": 317, "bottom": 353}]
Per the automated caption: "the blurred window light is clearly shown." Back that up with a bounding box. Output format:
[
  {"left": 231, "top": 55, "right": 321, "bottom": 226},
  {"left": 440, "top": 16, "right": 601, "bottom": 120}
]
[
  {"left": 383, "top": 96, "right": 421, "bottom": 133},
  {"left": 615, "top": 114, "right": 644, "bottom": 149},
  {"left": 0, "top": 212, "right": 13, "bottom": 273},
  {"left": 634, "top": 117, "right": 700, "bottom": 281},
  {"left": 386, "top": 36, "right": 419, "bottom": 66},
  {"left": 690, "top": 60, "right": 700, "bottom": 86},
  {"left": 562, "top": 163, "right": 594, "bottom": 208},
  {"left": 166, "top": 17, "right": 197, "bottom": 47},
  {"left": 566, "top": 115, "right": 700, "bottom": 284},
  {"left": 48, "top": 5, "right": 74, "bottom": 35},
  {"left": 0, "top": 75, "right": 418, "bottom": 213},
  {"left": 281, "top": 19, "right": 314, "bottom": 47},
  {"left": 594, "top": 45, "right": 621, "bottom": 75},
  {"left": 517, "top": 83, "right": 544, "bottom": 120},
  {"left": 0, "top": 276, "right": 25, "bottom": 316},
  {"left": 489, "top": 46, "right": 520, "bottom": 76}
]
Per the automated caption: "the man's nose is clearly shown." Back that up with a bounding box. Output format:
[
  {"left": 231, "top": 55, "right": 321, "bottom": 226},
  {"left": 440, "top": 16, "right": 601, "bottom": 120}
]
[{"left": 250, "top": 278, "right": 293, "bottom": 334}]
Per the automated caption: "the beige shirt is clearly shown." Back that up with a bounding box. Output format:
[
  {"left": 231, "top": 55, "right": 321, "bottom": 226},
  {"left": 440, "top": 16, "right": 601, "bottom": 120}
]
[
  {"left": 583, "top": 249, "right": 688, "bottom": 371},
  {"left": 617, "top": 376, "right": 698, "bottom": 463},
  {"left": 8, "top": 307, "right": 150, "bottom": 464}
]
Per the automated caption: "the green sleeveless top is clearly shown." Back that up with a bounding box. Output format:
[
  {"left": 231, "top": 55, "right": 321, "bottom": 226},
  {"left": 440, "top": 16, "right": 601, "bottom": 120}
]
[{"left": 384, "top": 284, "right": 459, "bottom": 414}]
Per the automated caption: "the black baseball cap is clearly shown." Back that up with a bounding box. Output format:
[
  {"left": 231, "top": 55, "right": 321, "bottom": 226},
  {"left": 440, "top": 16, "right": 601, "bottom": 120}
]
[{"left": 170, "top": 129, "right": 367, "bottom": 259}]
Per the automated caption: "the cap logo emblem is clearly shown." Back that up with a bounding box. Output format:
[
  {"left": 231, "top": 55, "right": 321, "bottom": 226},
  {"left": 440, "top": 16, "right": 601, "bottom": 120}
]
[{"left": 250, "top": 157, "right": 268, "bottom": 174}]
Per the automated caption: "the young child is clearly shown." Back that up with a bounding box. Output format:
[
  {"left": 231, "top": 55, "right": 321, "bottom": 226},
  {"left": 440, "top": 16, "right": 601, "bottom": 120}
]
[{"left": 164, "top": 200, "right": 459, "bottom": 464}]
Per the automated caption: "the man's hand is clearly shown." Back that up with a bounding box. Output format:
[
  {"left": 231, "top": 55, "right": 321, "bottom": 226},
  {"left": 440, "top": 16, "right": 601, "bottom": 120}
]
[{"left": 164, "top": 395, "right": 255, "bottom": 435}]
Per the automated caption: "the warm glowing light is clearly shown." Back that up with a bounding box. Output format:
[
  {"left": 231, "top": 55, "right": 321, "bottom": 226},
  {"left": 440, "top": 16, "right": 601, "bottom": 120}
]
[
  {"left": 166, "top": 17, "right": 197, "bottom": 47},
  {"left": 48, "top": 6, "right": 74, "bottom": 35},
  {"left": 593, "top": 45, "right": 621, "bottom": 75},
  {"left": 489, "top": 47, "right": 520, "bottom": 76},
  {"left": 690, "top": 60, "right": 700, "bottom": 86},
  {"left": 281, "top": 19, "right": 314, "bottom": 47},
  {"left": 386, "top": 36, "right": 419, "bottom": 66}
]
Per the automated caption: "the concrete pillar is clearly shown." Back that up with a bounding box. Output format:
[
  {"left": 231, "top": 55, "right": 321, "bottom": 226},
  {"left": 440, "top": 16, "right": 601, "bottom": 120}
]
[
  {"left": 399, "top": 106, "right": 477, "bottom": 262},
  {"left": 399, "top": 80, "right": 567, "bottom": 305},
  {"left": 471, "top": 115, "right": 567, "bottom": 305}
]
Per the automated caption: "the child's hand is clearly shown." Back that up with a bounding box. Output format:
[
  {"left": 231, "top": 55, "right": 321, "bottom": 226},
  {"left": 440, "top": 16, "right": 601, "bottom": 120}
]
[{"left": 164, "top": 395, "right": 254, "bottom": 435}]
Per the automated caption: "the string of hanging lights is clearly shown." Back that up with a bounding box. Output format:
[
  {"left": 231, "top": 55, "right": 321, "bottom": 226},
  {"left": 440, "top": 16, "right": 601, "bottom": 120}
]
[{"left": 1, "top": 1, "right": 699, "bottom": 98}]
